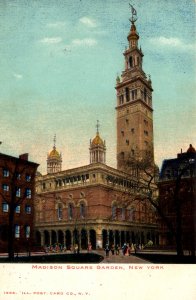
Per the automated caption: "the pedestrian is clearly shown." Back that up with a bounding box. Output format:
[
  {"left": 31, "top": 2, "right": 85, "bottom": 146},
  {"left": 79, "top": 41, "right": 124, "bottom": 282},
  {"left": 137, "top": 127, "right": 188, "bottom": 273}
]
[
  {"left": 87, "top": 242, "right": 92, "bottom": 252},
  {"left": 127, "top": 244, "right": 131, "bottom": 256},
  {"left": 115, "top": 244, "right": 120, "bottom": 255},
  {"left": 122, "top": 243, "right": 127, "bottom": 255},
  {"left": 111, "top": 244, "right": 115, "bottom": 255},
  {"left": 74, "top": 244, "right": 78, "bottom": 254},
  {"left": 105, "top": 244, "right": 110, "bottom": 257}
]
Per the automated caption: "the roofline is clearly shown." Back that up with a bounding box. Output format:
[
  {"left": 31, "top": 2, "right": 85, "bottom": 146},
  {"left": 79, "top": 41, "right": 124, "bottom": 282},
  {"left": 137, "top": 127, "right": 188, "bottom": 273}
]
[{"left": 0, "top": 152, "right": 39, "bottom": 167}]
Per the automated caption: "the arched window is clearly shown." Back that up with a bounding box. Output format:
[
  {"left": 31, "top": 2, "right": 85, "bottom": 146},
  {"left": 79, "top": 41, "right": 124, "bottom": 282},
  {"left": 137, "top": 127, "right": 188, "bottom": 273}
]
[
  {"left": 125, "top": 87, "right": 130, "bottom": 102},
  {"left": 129, "top": 56, "right": 133, "bottom": 68},
  {"left": 57, "top": 204, "right": 63, "bottom": 220},
  {"left": 68, "top": 203, "right": 73, "bottom": 220},
  {"left": 121, "top": 207, "right": 126, "bottom": 220},
  {"left": 112, "top": 205, "right": 117, "bottom": 219},
  {"left": 129, "top": 207, "right": 134, "bottom": 221},
  {"left": 80, "top": 203, "right": 85, "bottom": 218},
  {"left": 120, "top": 152, "right": 125, "bottom": 160},
  {"left": 144, "top": 88, "right": 147, "bottom": 102}
]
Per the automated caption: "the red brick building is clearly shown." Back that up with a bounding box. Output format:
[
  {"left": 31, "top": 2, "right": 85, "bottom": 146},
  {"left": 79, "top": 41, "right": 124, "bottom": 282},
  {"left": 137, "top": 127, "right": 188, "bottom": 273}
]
[
  {"left": 35, "top": 132, "right": 158, "bottom": 250},
  {"left": 0, "top": 152, "right": 39, "bottom": 252},
  {"left": 158, "top": 144, "right": 196, "bottom": 254},
  {"left": 34, "top": 9, "right": 158, "bottom": 250}
]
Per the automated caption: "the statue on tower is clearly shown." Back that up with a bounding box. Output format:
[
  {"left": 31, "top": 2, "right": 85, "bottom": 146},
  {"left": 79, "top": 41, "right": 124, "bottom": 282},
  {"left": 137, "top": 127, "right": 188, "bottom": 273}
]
[{"left": 129, "top": 4, "right": 137, "bottom": 24}]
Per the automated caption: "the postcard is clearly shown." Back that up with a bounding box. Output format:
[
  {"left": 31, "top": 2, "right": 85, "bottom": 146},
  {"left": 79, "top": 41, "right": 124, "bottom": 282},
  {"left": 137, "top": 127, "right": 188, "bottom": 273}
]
[{"left": 0, "top": 0, "right": 195, "bottom": 299}]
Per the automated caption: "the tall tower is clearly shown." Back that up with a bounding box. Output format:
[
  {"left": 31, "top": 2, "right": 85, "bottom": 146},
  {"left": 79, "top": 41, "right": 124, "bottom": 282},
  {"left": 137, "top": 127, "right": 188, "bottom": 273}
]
[
  {"left": 116, "top": 6, "right": 154, "bottom": 170},
  {"left": 89, "top": 121, "right": 106, "bottom": 164},
  {"left": 47, "top": 135, "right": 62, "bottom": 174}
]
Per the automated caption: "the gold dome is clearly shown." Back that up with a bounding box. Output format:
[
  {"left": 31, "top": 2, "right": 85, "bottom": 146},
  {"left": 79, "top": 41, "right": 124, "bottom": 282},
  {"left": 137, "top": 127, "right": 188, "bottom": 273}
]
[
  {"left": 92, "top": 133, "right": 104, "bottom": 146},
  {"left": 48, "top": 148, "right": 61, "bottom": 158}
]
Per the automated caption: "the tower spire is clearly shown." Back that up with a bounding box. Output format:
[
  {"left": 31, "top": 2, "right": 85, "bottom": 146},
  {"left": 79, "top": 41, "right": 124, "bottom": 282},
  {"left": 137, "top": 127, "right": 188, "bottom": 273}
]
[
  {"left": 96, "top": 120, "right": 100, "bottom": 134},
  {"left": 127, "top": 4, "right": 139, "bottom": 49},
  {"left": 53, "top": 134, "right": 56, "bottom": 150}
]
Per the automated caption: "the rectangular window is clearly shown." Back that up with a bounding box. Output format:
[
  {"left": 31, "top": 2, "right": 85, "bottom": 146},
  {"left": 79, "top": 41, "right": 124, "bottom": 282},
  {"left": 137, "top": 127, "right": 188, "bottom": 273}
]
[
  {"left": 16, "top": 188, "right": 21, "bottom": 197},
  {"left": 2, "top": 203, "right": 9, "bottom": 212},
  {"left": 132, "top": 90, "right": 134, "bottom": 100},
  {"left": 15, "top": 205, "right": 20, "bottom": 213},
  {"left": 121, "top": 207, "right": 125, "bottom": 220},
  {"left": 129, "top": 208, "right": 134, "bottom": 221},
  {"left": 25, "top": 205, "right": 31, "bottom": 214},
  {"left": 16, "top": 173, "right": 21, "bottom": 180},
  {"left": 26, "top": 188, "right": 31, "bottom": 199},
  {"left": 3, "top": 169, "right": 9, "bottom": 177},
  {"left": 15, "top": 225, "right": 20, "bottom": 238},
  {"left": 2, "top": 184, "right": 9, "bottom": 192},
  {"left": 57, "top": 205, "right": 63, "bottom": 220},
  {"left": 25, "top": 226, "right": 30, "bottom": 238},
  {"left": 26, "top": 174, "right": 31, "bottom": 182}
]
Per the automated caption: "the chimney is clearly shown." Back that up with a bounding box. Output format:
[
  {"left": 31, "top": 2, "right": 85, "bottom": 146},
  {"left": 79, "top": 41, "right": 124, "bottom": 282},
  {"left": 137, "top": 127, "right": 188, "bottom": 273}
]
[{"left": 19, "top": 153, "right": 29, "bottom": 161}]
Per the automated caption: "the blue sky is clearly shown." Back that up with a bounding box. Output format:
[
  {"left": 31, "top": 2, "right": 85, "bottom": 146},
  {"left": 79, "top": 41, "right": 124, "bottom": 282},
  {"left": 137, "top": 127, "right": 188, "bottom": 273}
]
[{"left": 0, "top": 0, "right": 195, "bottom": 173}]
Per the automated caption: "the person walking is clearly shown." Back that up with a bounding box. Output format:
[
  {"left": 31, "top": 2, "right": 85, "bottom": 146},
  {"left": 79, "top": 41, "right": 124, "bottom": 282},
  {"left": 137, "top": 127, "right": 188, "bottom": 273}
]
[
  {"left": 111, "top": 244, "right": 115, "bottom": 255},
  {"left": 105, "top": 244, "right": 110, "bottom": 257},
  {"left": 122, "top": 243, "right": 127, "bottom": 255},
  {"left": 115, "top": 244, "right": 120, "bottom": 255}
]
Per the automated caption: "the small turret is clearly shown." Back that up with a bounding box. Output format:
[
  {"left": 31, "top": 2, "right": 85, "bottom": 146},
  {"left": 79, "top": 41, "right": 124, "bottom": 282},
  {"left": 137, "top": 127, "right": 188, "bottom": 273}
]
[
  {"left": 89, "top": 121, "right": 106, "bottom": 164},
  {"left": 47, "top": 135, "right": 62, "bottom": 174}
]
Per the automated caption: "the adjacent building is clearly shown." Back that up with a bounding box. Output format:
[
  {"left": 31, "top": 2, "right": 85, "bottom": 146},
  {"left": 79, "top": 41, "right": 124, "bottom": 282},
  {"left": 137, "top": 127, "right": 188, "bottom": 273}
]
[
  {"left": 158, "top": 144, "right": 196, "bottom": 254},
  {"left": 0, "top": 152, "right": 39, "bottom": 252}
]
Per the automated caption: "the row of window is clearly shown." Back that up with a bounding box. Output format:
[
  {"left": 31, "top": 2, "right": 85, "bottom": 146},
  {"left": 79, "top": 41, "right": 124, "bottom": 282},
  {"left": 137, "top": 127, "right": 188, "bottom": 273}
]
[
  {"left": 2, "top": 203, "right": 31, "bottom": 214},
  {"left": 127, "top": 55, "right": 141, "bottom": 68},
  {"left": 42, "top": 175, "right": 90, "bottom": 191},
  {"left": 15, "top": 225, "right": 30, "bottom": 238},
  {"left": 118, "top": 88, "right": 149, "bottom": 105},
  {"left": 3, "top": 169, "right": 31, "bottom": 181},
  {"left": 112, "top": 206, "right": 154, "bottom": 223},
  {"left": 121, "top": 129, "right": 148, "bottom": 137},
  {"left": 57, "top": 203, "right": 85, "bottom": 220},
  {"left": 121, "top": 128, "right": 135, "bottom": 136},
  {"left": 2, "top": 185, "right": 32, "bottom": 198},
  {"left": 112, "top": 206, "right": 152, "bottom": 222}
]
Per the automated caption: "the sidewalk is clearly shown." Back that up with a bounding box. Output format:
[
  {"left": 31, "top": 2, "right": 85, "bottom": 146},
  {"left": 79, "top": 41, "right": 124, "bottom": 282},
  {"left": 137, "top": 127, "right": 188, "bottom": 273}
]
[{"left": 95, "top": 250, "right": 150, "bottom": 264}]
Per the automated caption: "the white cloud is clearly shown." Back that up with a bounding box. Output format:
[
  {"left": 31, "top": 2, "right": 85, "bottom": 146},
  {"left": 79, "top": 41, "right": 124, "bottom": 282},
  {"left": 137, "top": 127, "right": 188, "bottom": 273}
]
[
  {"left": 71, "top": 38, "right": 97, "bottom": 47},
  {"left": 40, "top": 37, "right": 62, "bottom": 44},
  {"left": 79, "top": 17, "right": 97, "bottom": 28},
  {"left": 150, "top": 36, "right": 195, "bottom": 51},
  {"left": 13, "top": 73, "right": 23, "bottom": 79},
  {"left": 46, "top": 22, "right": 66, "bottom": 28}
]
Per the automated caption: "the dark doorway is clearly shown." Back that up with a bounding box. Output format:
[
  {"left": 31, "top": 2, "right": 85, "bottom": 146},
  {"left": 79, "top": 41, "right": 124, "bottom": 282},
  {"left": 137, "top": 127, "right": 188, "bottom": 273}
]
[
  {"left": 81, "top": 229, "right": 88, "bottom": 250},
  {"left": 44, "top": 230, "right": 50, "bottom": 246},
  {"left": 89, "top": 229, "right": 96, "bottom": 249},
  {"left": 65, "top": 230, "right": 71, "bottom": 250}
]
